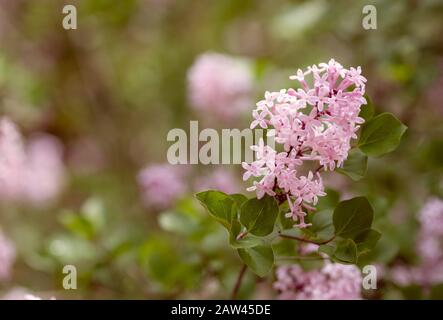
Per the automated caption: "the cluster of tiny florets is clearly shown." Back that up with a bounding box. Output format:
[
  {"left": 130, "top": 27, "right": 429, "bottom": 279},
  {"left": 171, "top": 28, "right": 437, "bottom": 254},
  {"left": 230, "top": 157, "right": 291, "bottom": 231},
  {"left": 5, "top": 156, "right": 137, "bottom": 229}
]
[
  {"left": 243, "top": 59, "right": 367, "bottom": 228},
  {"left": 274, "top": 262, "right": 362, "bottom": 300}
]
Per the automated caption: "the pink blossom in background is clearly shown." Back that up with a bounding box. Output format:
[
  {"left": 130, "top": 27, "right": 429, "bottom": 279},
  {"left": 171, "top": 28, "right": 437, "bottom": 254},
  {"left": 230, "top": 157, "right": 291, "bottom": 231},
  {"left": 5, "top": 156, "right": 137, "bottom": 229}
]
[
  {"left": 187, "top": 52, "right": 253, "bottom": 122},
  {"left": 0, "top": 117, "right": 26, "bottom": 200},
  {"left": 0, "top": 230, "right": 16, "bottom": 281},
  {"left": 416, "top": 197, "right": 443, "bottom": 285},
  {"left": 243, "top": 59, "right": 366, "bottom": 228},
  {"left": 390, "top": 265, "right": 419, "bottom": 287},
  {"left": 298, "top": 243, "right": 320, "bottom": 256},
  {"left": 137, "top": 164, "right": 188, "bottom": 210},
  {"left": 0, "top": 117, "right": 66, "bottom": 206},
  {"left": 194, "top": 168, "right": 240, "bottom": 194},
  {"left": 419, "top": 197, "right": 443, "bottom": 238},
  {"left": 274, "top": 263, "right": 362, "bottom": 300},
  {"left": 391, "top": 197, "right": 443, "bottom": 287},
  {"left": 22, "top": 134, "right": 65, "bottom": 206},
  {"left": 2, "top": 288, "right": 55, "bottom": 300}
]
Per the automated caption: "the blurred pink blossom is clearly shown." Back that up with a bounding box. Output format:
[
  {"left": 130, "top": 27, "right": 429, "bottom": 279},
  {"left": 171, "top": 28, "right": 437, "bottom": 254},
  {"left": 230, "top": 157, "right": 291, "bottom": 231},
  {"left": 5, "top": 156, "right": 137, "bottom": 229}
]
[
  {"left": 416, "top": 197, "right": 443, "bottom": 285},
  {"left": 0, "top": 117, "right": 65, "bottom": 206},
  {"left": 0, "top": 117, "right": 26, "bottom": 200},
  {"left": 22, "top": 134, "right": 65, "bottom": 205},
  {"left": 187, "top": 52, "right": 253, "bottom": 122},
  {"left": 298, "top": 243, "right": 320, "bottom": 255},
  {"left": 419, "top": 197, "right": 443, "bottom": 238},
  {"left": 194, "top": 168, "right": 240, "bottom": 194},
  {"left": 2, "top": 288, "right": 55, "bottom": 300},
  {"left": 390, "top": 265, "right": 420, "bottom": 287},
  {"left": 137, "top": 164, "right": 188, "bottom": 210},
  {"left": 391, "top": 197, "right": 443, "bottom": 287},
  {"left": 274, "top": 262, "right": 362, "bottom": 300}
]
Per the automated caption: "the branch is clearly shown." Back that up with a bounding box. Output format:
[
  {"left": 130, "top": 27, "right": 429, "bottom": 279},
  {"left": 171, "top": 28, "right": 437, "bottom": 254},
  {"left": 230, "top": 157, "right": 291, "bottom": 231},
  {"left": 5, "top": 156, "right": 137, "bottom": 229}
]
[
  {"left": 231, "top": 264, "right": 247, "bottom": 300},
  {"left": 278, "top": 232, "right": 335, "bottom": 245},
  {"left": 276, "top": 256, "right": 329, "bottom": 261},
  {"left": 314, "top": 165, "right": 324, "bottom": 174}
]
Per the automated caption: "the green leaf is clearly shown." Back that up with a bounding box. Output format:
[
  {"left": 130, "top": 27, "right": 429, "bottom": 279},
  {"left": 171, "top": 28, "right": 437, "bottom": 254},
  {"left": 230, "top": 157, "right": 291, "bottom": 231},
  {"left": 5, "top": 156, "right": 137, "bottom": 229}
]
[
  {"left": 272, "top": 238, "right": 296, "bottom": 257},
  {"left": 318, "top": 242, "right": 336, "bottom": 257},
  {"left": 278, "top": 205, "right": 294, "bottom": 231},
  {"left": 359, "top": 94, "right": 374, "bottom": 121},
  {"left": 229, "top": 220, "right": 263, "bottom": 249},
  {"left": 59, "top": 212, "right": 95, "bottom": 239},
  {"left": 354, "top": 229, "right": 381, "bottom": 254},
  {"left": 138, "top": 237, "right": 198, "bottom": 289},
  {"left": 82, "top": 198, "right": 106, "bottom": 232},
  {"left": 358, "top": 234, "right": 399, "bottom": 265},
  {"left": 240, "top": 196, "right": 279, "bottom": 236},
  {"left": 334, "top": 239, "right": 358, "bottom": 263},
  {"left": 337, "top": 149, "right": 368, "bottom": 181},
  {"left": 319, "top": 238, "right": 358, "bottom": 264},
  {"left": 158, "top": 211, "right": 198, "bottom": 235},
  {"left": 358, "top": 112, "right": 407, "bottom": 156},
  {"left": 310, "top": 209, "right": 334, "bottom": 240},
  {"left": 333, "top": 197, "right": 374, "bottom": 239},
  {"left": 229, "top": 194, "right": 248, "bottom": 207},
  {"left": 237, "top": 245, "right": 274, "bottom": 277},
  {"left": 316, "top": 188, "right": 340, "bottom": 211},
  {"left": 195, "top": 190, "right": 237, "bottom": 229}
]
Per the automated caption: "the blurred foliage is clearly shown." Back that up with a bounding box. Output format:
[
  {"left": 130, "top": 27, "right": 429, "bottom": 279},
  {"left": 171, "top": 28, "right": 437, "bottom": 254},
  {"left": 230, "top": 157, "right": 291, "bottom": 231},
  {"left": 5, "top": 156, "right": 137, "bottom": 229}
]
[{"left": 0, "top": 0, "right": 442, "bottom": 299}]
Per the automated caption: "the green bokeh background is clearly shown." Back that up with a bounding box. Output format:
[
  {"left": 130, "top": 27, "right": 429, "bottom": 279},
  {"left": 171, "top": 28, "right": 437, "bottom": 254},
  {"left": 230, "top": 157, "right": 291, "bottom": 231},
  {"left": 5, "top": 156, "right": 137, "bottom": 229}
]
[{"left": 0, "top": 0, "right": 442, "bottom": 299}]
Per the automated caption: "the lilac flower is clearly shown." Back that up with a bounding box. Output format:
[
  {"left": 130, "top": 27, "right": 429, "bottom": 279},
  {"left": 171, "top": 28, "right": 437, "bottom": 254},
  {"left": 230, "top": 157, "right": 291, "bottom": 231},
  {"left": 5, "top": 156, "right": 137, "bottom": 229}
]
[
  {"left": 415, "top": 198, "right": 443, "bottom": 285},
  {"left": 194, "top": 168, "right": 240, "bottom": 194},
  {"left": 137, "top": 164, "right": 188, "bottom": 210},
  {"left": 2, "top": 288, "right": 55, "bottom": 300},
  {"left": 0, "top": 117, "right": 65, "bottom": 206},
  {"left": 0, "top": 117, "right": 26, "bottom": 200},
  {"left": 390, "top": 265, "right": 421, "bottom": 287},
  {"left": 243, "top": 60, "right": 366, "bottom": 228},
  {"left": 274, "top": 263, "right": 362, "bottom": 300},
  {"left": 0, "top": 230, "right": 16, "bottom": 281},
  {"left": 391, "top": 198, "right": 443, "bottom": 287},
  {"left": 22, "top": 134, "right": 65, "bottom": 206},
  {"left": 419, "top": 197, "right": 443, "bottom": 237},
  {"left": 187, "top": 52, "right": 253, "bottom": 122}
]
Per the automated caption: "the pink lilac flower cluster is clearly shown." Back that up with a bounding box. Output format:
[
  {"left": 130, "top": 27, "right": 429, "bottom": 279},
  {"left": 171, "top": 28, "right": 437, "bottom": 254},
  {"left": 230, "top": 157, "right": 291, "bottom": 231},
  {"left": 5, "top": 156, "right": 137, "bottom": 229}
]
[
  {"left": 0, "top": 117, "right": 65, "bottom": 206},
  {"left": 194, "top": 168, "right": 240, "bottom": 194},
  {"left": 0, "top": 230, "right": 16, "bottom": 281},
  {"left": 392, "top": 197, "right": 443, "bottom": 286},
  {"left": 187, "top": 52, "right": 253, "bottom": 122},
  {"left": 243, "top": 59, "right": 367, "bottom": 228},
  {"left": 2, "top": 288, "right": 56, "bottom": 300},
  {"left": 274, "top": 262, "right": 362, "bottom": 300},
  {"left": 137, "top": 164, "right": 188, "bottom": 210}
]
